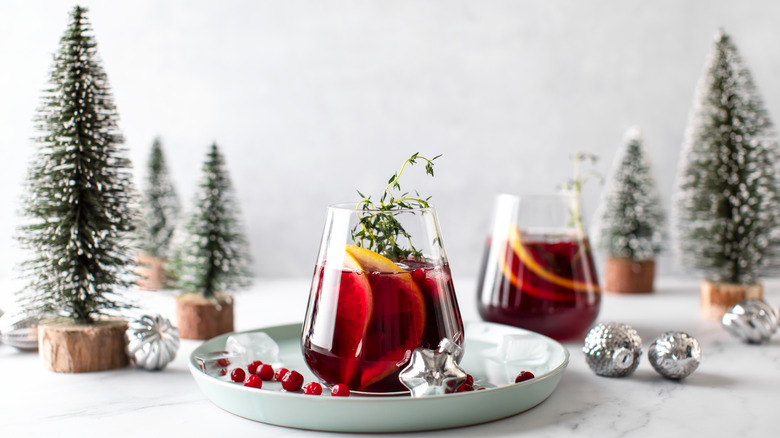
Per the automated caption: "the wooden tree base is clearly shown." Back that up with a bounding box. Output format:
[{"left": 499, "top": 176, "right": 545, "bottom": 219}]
[
  {"left": 38, "top": 319, "right": 129, "bottom": 373},
  {"left": 136, "top": 253, "right": 167, "bottom": 291},
  {"left": 700, "top": 280, "right": 763, "bottom": 320},
  {"left": 604, "top": 258, "right": 655, "bottom": 293},
  {"left": 176, "top": 293, "right": 234, "bottom": 340}
]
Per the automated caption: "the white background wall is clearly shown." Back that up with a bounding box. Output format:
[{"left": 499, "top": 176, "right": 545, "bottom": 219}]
[{"left": 2, "top": 1, "right": 780, "bottom": 288}]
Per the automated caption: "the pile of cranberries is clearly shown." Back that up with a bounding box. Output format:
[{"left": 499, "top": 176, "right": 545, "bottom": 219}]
[
  {"left": 227, "top": 360, "right": 533, "bottom": 396},
  {"left": 229, "top": 360, "right": 350, "bottom": 397}
]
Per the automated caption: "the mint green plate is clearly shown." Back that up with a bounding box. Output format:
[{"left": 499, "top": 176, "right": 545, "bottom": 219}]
[{"left": 189, "top": 321, "right": 569, "bottom": 433}]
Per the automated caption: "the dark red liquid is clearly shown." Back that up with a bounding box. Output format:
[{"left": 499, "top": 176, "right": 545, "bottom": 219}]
[
  {"left": 477, "top": 233, "right": 600, "bottom": 340},
  {"left": 302, "top": 260, "right": 463, "bottom": 393}
]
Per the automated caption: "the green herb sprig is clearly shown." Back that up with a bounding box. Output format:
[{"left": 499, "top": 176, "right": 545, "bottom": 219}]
[
  {"left": 561, "top": 152, "right": 602, "bottom": 233},
  {"left": 351, "top": 153, "right": 441, "bottom": 261}
]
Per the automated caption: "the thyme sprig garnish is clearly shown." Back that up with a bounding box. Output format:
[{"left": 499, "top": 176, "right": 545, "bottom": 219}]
[
  {"left": 351, "top": 153, "right": 441, "bottom": 261},
  {"left": 561, "top": 152, "right": 602, "bottom": 234}
]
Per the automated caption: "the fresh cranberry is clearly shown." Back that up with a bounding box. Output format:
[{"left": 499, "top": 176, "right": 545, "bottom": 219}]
[
  {"left": 454, "top": 375, "right": 474, "bottom": 392},
  {"left": 217, "top": 358, "right": 231, "bottom": 367},
  {"left": 331, "top": 383, "right": 350, "bottom": 397},
  {"left": 303, "top": 382, "right": 323, "bottom": 395},
  {"left": 274, "top": 367, "right": 289, "bottom": 381},
  {"left": 256, "top": 364, "right": 275, "bottom": 381},
  {"left": 244, "top": 374, "right": 262, "bottom": 388},
  {"left": 219, "top": 369, "right": 227, "bottom": 376},
  {"left": 412, "top": 268, "right": 426, "bottom": 282},
  {"left": 515, "top": 371, "right": 535, "bottom": 383},
  {"left": 247, "top": 360, "right": 263, "bottom": 375},
  {"left": 230, "top": 368, "right": 246, "bottom": 383},
  {"left": 281, "top": 370, "right": 304, "bottom": 392}
]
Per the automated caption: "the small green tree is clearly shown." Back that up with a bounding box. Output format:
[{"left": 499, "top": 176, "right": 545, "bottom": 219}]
[
  {"left": 17, "top": 6, "right": 136, "bottom": 324},
  {"left": 140, "top": 138, "right": 179, "bottom": 258},
  {"left": 673, "top": 29, "right": 780, "bottom": 285},
  {"left": 594, "top": 128, "right": 665, "bottom": 261},
  {"left": 175, "top": 143, "right": 251, "bottom": 297}
]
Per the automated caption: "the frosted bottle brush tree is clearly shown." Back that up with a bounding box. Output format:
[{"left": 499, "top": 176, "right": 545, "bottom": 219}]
[
  {"left": 673, "top": 29, "right": 780, "bottom": 318},
  {"left": 137, "top": 138, "right": 179, "bottom": 290},
  {"left": 594, "top": 128, "right": 665, "bottom": 293},
  {"left": 174, "top": 143, "right": 251, "bottom": 339},
  {"left": 17, "top": 6, "right": 134, "bottom": 372}
]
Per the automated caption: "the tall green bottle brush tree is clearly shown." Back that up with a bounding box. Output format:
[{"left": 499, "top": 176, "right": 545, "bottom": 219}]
[
  {"left": 17, "top": 6, "right": 136, "bottom": 372},
  {"left": 674, "top": 29, "right": 780, "bottom": 319},
  {"left": 594, "top": 128, "right": 665, "bottom": 293},
  {"left": 174, "top": 143, "right": 251, "bottom": 340},
  {"left": 137, "top": 138, "right": 179, "bottom": 290}
]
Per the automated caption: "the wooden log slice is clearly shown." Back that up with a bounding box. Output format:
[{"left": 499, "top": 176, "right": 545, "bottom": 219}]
[
  {"left": 38, "top": 319, "right": 129, "bottom": 373},
  {"left": 604, "top": 258, "right": 655, "bottom": 293},
  {"left": 176, "top": 293, "right": 234, "bottom": 340},
  {"left": 700, "top": 280, "right": 763, "bottom": 320},
  {"left": 136, "top": 253, "right": 167, "bottom": 291}
]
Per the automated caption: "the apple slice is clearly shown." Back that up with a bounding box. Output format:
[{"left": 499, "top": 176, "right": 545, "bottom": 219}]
[{"left": 328, "top": 251, "right": 374, "bottom": 386}]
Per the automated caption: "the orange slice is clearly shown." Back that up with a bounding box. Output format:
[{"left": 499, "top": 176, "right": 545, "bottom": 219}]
[
  {"left": 345, "top": 244, "right": 406, "bottom": 273},
  {"left": 502, "top": 226, "right": 600, "bottom": 293}
]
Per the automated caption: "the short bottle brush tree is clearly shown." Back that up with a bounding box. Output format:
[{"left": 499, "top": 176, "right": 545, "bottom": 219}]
[
  {"left": 673, "top": 29, "right": 780, "bottom": 319},
  {"left": 174, "top": 143, "right": 251, "bottom": 339},
  {"left": 17, "top": 6, "right": 135, "bottom": 372},
  {"left": 594, "top": 128, "right": 665, "bottom": 293},
  {"left": 137, "top": 137, "right": 179, "bottom": 290}
]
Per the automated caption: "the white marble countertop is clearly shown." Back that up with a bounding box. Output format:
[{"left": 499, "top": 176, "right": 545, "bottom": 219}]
[{"left": 1, "top": 277, "right": 778, "bottom": 437}]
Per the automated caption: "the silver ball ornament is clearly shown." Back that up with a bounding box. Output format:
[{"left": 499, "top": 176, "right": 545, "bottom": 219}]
[
  {"left": 126, "top": 314, "right": 180, "bottom": 370},
  {"left": 721, "top": 299, "right": 778, "bottom": 344},
  {"left": 0, "top": 311, "right": 44, "bottom": 350},
  {"left": 583, "top": 322, "right": 642, "bottom": 377},
  {"left": 648, "top": 331, "right": 701, "bottom": 379}
]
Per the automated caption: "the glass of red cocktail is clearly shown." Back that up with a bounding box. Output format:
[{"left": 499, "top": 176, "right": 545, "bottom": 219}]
[
  {"left": 477, "top": 194, "right": 600, "bottom": 340},
  {"left": 303, "top": 204, "right": 463, "bottom": 394}
]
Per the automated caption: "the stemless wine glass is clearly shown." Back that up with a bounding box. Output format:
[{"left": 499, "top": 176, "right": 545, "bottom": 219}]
[
  {"left": 302, "top": 204, "right": 464, "bottom": 394},
  {"left": 476, "top": 194, "right": 600, "bottom": 340}
]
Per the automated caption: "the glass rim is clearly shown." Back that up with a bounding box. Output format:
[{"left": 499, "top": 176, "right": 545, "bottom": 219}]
[{"left": 328, "top": 202, "right": 436, "bottom": 213}]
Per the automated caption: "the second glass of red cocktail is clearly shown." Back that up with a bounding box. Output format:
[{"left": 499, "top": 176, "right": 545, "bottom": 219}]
[{"left": 477, "top": 194, "right": 601, "bottom": 341}]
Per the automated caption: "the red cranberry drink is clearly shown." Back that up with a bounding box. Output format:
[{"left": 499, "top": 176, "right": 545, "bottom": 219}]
[
  {"left": 303, "top": 245, "right": 463, "bottom": 393},
  {"left": 478, "top": 227, "right": 600, "bottom": 340}
]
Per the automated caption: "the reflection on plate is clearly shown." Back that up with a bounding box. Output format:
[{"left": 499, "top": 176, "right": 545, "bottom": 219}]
[{"left": 189, "top": 321, "right": 569, "bottom": 433}]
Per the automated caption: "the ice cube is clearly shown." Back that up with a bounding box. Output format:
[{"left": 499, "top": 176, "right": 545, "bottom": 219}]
[
  {"left": 194, "top": 350, "right": 243, "bottom": 377},
  {"left": 496, "top": 334, "right": 551, "bottom": 365},
  {"left": 225, "top": 332, "right": 281, "bottom": 366}
]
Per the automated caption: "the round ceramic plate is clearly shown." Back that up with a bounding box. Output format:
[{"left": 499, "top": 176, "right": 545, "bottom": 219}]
[{"left": 189, "top": 321, "right": 569, "bottom": 433}]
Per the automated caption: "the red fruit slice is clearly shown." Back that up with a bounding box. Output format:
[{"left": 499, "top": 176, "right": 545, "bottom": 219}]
[
  {"left": 358, "top": 277, "right": 426, "bottom": 390},
  {"left": 327, "top": 250, "right": 374, "bottom": 386}
]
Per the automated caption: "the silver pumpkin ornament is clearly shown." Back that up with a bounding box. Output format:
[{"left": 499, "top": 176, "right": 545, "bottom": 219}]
[
  {"left": 648, "top": 331, "right": 701, "bottom": 379},
  {"left": 721, "top": 299, "right": 779, "bottom": 344},
  {"left": 0, "top": 311, "right": 44, "bottom": 351},
  {"left": 583, "top": 322, "right": 643, "bottom": 377},
  {"left": 126, "top": 314, "right": 180, "bottom": 370}
]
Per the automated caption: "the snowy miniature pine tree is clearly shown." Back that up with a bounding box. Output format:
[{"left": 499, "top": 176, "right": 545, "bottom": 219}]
[
  {"left": 139, "top": 138, "right": 179, "bottom": 258},
  {"left": 673, "top": 29, "right": 780, "bottom": 285},
  {"left": 594, "top": 128, "right": 665, "bottom": 261},
  {"left": 175, "top": 144, "right": 251, "bottom": 297},
  {"left": 17, "top": 6, "right": 136, "bottom": 324}
]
